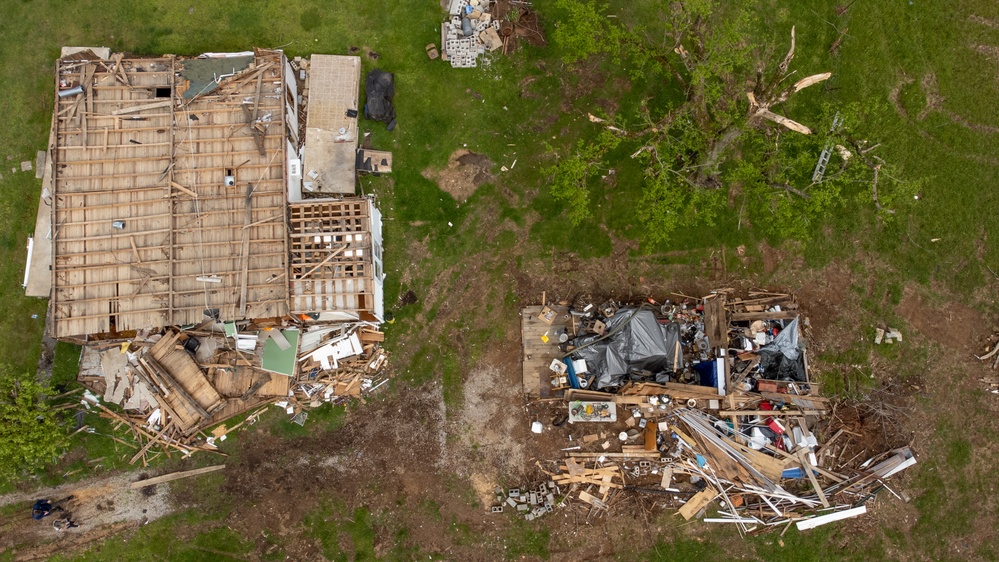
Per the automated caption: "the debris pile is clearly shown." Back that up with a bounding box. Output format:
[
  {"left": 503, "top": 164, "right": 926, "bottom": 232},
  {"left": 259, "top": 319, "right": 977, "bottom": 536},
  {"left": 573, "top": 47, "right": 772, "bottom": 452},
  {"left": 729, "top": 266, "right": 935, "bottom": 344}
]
[
  {"left": 491, "top": 484, "right": 565, "bottom": 521},
  {"left": 291, "top": 325, "right": 390, "bottom": 409},
  {"left": 78, "top": 320, "right": 390, "bottom": 462},
  {"left": 520, "top": 289, "right": 915, "bottom": 533},
  {"left": 440, "top": 0, "right": 502, "bottom": 68}
]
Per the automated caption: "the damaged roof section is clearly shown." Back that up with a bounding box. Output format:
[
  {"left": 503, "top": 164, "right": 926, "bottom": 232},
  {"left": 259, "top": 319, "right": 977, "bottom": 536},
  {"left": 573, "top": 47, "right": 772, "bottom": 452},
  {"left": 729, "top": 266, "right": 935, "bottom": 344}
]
[
  {"left": 77, "top": 320, "right": 390, "bottom": 461},
  {"left": 299, "top": 55, "right": 361, "bottom": 196},
  {"left": 289, "top": 198, "right": 384, "bottom": 323},
  {"left": 40, "top": 46, "right": 392, "bottom": 461},
  {"left": 49, "top": 49, "right": 290, "bottom": 339}
]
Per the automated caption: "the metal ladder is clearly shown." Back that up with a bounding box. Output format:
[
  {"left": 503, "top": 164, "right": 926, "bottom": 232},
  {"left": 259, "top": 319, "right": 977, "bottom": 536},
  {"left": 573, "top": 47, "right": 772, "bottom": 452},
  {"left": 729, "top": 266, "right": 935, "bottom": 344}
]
[{"left": 811, "top": 112, "right": 844, "bottom": 183}]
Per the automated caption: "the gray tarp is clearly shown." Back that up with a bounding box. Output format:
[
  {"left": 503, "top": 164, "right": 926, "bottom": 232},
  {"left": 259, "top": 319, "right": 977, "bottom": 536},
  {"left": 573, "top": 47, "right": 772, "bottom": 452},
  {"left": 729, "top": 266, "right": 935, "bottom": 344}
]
[
  {"left": 571, "top": 308, "right": 683, "bottom": 390},
  {"left": 759, "top": 317, "right": 806, "bottom": 381},
  {"left": 364, "top": 69, "right": 395, "bottom": 123}
]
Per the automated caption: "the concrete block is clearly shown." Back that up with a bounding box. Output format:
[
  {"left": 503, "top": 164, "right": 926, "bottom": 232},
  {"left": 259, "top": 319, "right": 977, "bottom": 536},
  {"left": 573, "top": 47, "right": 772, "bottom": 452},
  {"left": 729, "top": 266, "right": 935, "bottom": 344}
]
[{"left": 35, "top": 151, "right": 45, "bottom": 179}]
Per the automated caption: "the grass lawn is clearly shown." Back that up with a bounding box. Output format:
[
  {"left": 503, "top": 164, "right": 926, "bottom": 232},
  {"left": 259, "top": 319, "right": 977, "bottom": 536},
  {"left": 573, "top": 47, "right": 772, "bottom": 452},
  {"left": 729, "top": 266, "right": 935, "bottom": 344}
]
[{"left": 1, "top": 0, "right": 998, "bottom": 560}]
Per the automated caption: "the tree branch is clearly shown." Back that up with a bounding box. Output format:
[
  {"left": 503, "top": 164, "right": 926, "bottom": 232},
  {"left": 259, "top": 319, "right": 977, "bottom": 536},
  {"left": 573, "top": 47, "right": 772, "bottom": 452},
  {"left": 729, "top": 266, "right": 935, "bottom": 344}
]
[{"left": 770, "top": 182, "right": 811, "bottom": 200}]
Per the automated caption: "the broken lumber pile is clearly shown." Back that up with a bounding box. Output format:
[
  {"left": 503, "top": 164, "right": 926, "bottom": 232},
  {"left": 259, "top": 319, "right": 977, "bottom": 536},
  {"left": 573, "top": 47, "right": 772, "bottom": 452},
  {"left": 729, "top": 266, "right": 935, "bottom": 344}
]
[
  {"left": 523, "top": 288, "right": 914, "bottom": 534},
  {"left": 77, "top": 320, "right": 391, "bottom": 461},
  {"left": 291, "top": 325, "right": 390, "bottom": 412}
]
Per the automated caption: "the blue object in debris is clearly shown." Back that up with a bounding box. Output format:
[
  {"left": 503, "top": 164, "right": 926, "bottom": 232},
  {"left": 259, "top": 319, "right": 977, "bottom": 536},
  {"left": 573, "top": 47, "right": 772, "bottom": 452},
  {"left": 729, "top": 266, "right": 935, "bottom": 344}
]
[
  {"left": 696, "top": 454, "right": 707, "bottom": 468},
  {"left": 782, "top": 467, "right": 805, "bottom": 479},
  {"left": 781, "top": 467, "right": 820, "bottom": 479},
  {"left": 694, "top": 361, "right": 717, "bottom": 388}
]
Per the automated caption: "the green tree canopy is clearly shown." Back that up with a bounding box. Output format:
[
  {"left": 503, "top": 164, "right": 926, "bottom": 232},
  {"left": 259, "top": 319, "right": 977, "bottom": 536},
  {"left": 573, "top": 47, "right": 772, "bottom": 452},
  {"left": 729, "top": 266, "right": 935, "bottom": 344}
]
[
  {"left": 0, "top": 367, "right": 67, "bottom": 481},
  {"left": 547, "top": 0, "right": 918, "bottom": 246}
]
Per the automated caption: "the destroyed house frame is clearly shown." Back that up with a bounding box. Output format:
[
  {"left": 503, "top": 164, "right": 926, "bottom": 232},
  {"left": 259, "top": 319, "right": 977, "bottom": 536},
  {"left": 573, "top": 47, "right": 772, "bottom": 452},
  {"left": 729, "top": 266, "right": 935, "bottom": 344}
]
[{"left": 46, "top": 48, "right": 383, "bottom": 340}]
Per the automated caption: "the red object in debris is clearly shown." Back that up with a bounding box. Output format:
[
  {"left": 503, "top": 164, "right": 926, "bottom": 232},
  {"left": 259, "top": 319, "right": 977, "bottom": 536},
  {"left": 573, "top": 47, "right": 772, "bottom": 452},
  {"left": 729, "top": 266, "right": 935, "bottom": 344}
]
[
  {"left": 772, "top": 327, "right": 779, "bottom": 336},
  {"left": 760, "top": 401, "right": 773, "bottom": 411},
  {"left": 647, "top": 297, "right": 658, "bottom": 305},
  {"left": 767, "top": 418, "right": 785, "bottom": 435},
  {"left": 757, "top": 381, "right": 778, "bottom": 393}
]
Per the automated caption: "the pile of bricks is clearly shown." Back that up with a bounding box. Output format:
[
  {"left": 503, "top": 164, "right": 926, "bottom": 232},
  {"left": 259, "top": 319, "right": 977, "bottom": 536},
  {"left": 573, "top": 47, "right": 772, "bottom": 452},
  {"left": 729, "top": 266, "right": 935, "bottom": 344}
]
[
  {"left": 491, "top": 483, "right": 563, "bottom": 521},
  {"left": 440, "top": 0, "right": 502, "bottom": 68}
]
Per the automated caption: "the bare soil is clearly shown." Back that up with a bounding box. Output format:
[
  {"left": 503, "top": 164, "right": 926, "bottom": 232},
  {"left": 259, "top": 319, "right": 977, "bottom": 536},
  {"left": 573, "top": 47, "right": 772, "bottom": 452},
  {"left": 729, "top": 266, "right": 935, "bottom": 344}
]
[
  {"left": 422, "top": 149, "right": 494, "bottom": 204},
  {"left": 0, "top": 472, "right": 170, "bottom": 560}
]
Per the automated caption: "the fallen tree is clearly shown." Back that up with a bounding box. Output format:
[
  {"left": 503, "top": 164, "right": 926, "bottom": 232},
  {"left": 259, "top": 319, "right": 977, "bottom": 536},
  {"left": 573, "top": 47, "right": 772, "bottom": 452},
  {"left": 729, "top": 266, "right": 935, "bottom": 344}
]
[{"left": 547, "top": 1, "right": 918, "bottom": 244}]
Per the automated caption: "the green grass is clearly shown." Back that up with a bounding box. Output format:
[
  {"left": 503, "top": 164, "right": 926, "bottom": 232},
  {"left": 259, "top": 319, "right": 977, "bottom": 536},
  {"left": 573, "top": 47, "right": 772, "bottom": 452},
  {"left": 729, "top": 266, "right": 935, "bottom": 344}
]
[
  {"left": 643, "top": 536, "right": 723, "bottom": 561},
  {"left": 502, "top": 518, "right": 550, "bottom": 560},
  {"left": 1, "top": 0, "right": 999, "bottom": 559},
  {"left": 51, "top": 510, "right": 248, "bottom": 562},
  {"left": 263, "top": 401, "right": 348, "bottom": 439},
  {"left": 304, "top": 502, "right": 396, "bottom": 561},
  {"left": 51, "top": 342, "right": 83, "bottom": 391}
]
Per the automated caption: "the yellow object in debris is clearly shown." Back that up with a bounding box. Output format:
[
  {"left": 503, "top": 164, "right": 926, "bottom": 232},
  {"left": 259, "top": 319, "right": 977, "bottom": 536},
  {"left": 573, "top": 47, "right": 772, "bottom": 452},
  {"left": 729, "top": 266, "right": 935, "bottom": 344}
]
[
  {"left": 540, "top": 333, "right": 550, "bottom": 343},
  {"left": 120, "top": 341, "right": 130, "bottom": 354}
]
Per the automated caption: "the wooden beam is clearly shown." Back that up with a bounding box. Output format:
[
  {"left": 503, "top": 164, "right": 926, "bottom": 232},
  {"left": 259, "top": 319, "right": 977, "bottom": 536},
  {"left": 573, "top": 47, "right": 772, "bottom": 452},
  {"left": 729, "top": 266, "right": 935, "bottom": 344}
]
[
  {"left": 297, "top": 245, "right": 348, "bottom": 280},
  {"left": 111, "top": 100, "right": 174, "bottom": 115},
  {"left": 128, "top": 422, "right": 174, "bottom": 465},
  {"left": 730, "top": 311, "right": 799, "bottom": 321},
  {"left": 797, "top": 449, "right": 830, "bottom": 508},
  {"left": 242, "top": 213, "right": 283, "bottom": 229},
  {"left": 169, "top": 181, "right": 198, "bottom": 197},
  {"left": 238, "top": 185, "right": 252, "bottom": 318},
  {"left": 718, "top": 410, "right": 824, "bottom": 417},
  {"left": 129, "top": 464, "right": 225, "bottom": 489},
  {"left": 566, "top": 452, "right": 661, "bottom": 459}
]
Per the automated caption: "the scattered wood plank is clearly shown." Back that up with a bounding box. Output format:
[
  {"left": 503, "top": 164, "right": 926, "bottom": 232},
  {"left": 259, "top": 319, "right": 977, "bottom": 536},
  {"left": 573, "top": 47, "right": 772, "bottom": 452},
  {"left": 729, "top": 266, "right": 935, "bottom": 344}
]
[{"left": 129, "top": 464, "right": 226, "bottom": 489}]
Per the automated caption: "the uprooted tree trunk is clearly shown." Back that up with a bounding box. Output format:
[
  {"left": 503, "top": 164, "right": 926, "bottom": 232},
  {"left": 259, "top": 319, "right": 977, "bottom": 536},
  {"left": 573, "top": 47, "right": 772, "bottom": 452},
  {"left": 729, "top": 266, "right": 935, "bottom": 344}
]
[
  {"left": 696, "top": 27, "right": 831, "bottom": 184},
  {"left": 590, "top": 26, "right": 830, "bottom": 188}
]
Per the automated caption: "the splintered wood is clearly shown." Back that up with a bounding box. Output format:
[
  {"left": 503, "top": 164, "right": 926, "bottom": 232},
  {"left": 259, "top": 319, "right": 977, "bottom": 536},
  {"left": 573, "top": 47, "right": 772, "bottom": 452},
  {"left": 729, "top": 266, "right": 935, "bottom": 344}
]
[
  {"left": 50, "top": 50, "right": 290, "bottom": 339},
  {"left": 291, "top": 326, "right": 390, "bottom": 407}
]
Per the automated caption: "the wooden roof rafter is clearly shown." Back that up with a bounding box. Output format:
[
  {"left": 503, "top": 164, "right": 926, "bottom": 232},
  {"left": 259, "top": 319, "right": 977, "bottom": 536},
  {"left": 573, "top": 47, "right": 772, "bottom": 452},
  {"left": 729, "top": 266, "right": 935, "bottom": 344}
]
[{"left": 50, "top": 50, "right": 291, "bottom": 338}]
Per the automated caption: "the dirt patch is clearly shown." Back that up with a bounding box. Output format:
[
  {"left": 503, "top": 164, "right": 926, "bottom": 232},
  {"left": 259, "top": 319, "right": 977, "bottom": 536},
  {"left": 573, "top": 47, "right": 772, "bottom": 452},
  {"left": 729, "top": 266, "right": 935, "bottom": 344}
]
[
  {"left": 889, "top": 74, "right": 915, "bottom": 119},
  {"left": 897, "top": 284, "right": 985, "bottom": 351},
  {"left": 422, "top": 150, "right": 494, "bottom": 203},
  {"left": 0, "top": 471, "right": 172, "bottom": 559},
  {"left": 970, "top": 14, "right": 999, "bottom": 30},
  {"left": 893, "top": 71, "right": 999, "bottom": 134},
  {"left": 489, "top": 1, "right": 547, "bottom": 54},
  {"left": 758, "top": 241, "right": 780, "bottom": 275},
  {"left": 796, "top": 262, "right": 852, "bottom": 332},
  {"left": 916, "top": 73, "right": 944, "bottom": 121}
]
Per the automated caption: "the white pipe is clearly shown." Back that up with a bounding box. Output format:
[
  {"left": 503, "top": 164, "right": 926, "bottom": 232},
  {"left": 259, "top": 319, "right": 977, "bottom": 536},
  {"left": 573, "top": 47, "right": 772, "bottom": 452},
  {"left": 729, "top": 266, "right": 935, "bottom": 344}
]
[{"left": 22, "top": 237, "right": 33, "bottom": 288}]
